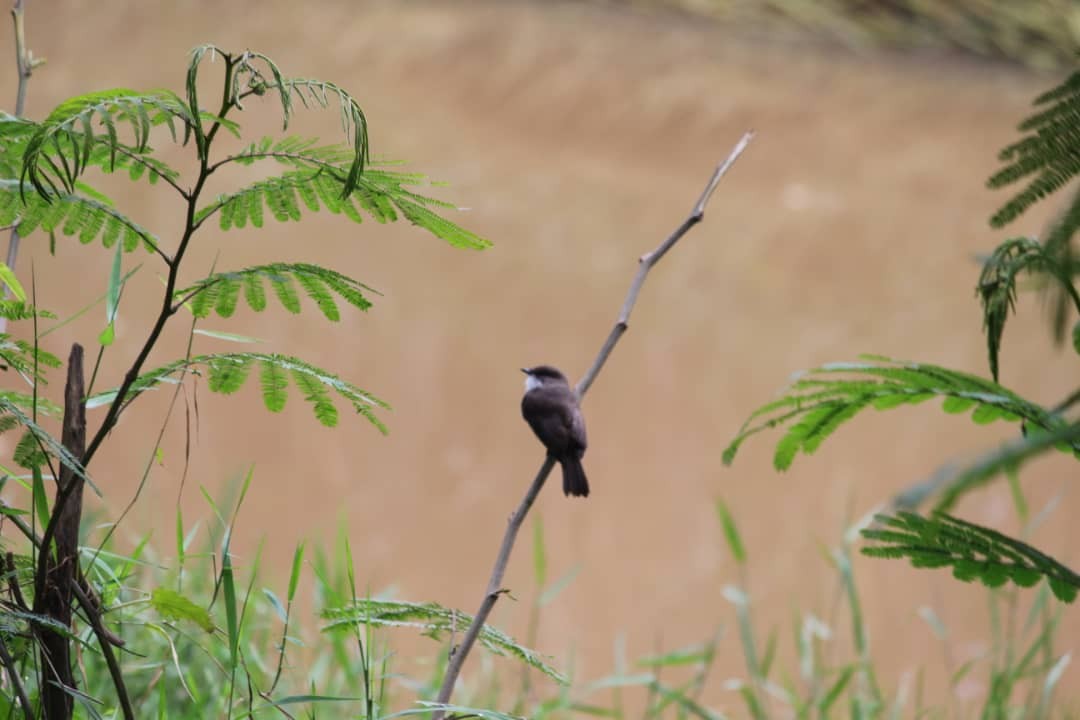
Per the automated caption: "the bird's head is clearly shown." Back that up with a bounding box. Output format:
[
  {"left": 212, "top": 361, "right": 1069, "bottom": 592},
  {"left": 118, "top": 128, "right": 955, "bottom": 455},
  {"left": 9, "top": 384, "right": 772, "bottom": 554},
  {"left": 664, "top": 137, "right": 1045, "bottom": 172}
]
[{"left": 521, "top": 365, "right": 569, "bottom": 392}]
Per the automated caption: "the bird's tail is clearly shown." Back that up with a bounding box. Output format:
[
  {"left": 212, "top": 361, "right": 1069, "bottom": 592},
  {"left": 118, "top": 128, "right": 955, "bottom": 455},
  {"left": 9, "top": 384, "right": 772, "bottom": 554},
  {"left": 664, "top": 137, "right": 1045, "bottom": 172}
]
[{"left": 561, "top": 456, "right": 589, "bottom": 498}]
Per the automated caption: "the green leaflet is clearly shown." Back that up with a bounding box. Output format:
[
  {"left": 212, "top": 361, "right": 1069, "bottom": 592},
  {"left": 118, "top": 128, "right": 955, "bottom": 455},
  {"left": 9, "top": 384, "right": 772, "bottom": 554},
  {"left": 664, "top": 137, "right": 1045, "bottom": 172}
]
[
  {"left": 259, "top": 358, "right": 288, "bottom": 412},
  {"left": 0, "top": 263, "right": 26, "bottom": 301},
  {"left": 150, "top": 587, "right": 215, "bottom": 633}
]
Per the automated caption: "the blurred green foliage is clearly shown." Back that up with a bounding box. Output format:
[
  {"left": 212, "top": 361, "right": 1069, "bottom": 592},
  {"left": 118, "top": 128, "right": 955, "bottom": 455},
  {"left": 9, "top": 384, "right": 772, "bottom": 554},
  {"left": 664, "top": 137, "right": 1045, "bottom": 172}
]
[{"left": 612, "top": 0, "right": 1080, "bottom": 70}]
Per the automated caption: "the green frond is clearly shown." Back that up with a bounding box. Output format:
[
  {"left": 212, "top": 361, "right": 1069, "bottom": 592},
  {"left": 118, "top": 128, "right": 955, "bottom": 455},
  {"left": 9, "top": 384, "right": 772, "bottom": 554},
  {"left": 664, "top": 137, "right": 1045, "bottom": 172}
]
[
  {"left": 200, "top": 47, "right": 368, "bottom": 196},
  {"left": 0, "top": 300, "right": 56, "bottom": 322},
  {"left": 1040, "top": 185, "right": 1080, "bottom": 344},
  {"left": 196, "top": 168, "right": 490, "bottom": 249},
  {"left": 22, "top": 89, "right": 195, "bottom": 200},
  {"left": 174, "top": 263, "right": 376, "bottom": 321},
  {"left": 87, "top": 143, "right": 182, "bottom": 188},
  {"left": 321, "top": 599, "right": 566, "bottom": 683},
  {"left": 974, "top": 237, "right": 1080, "bottom": 380},
  {"left": 0, "top": 398, "right": 98, "bottom": 495},
  {"left": 862, "top": 512, "right": 1080, "bottom": 603},
  {"left": 0, "top": 334, "right": 61, "bottom": 382},
  {"left": 988, "top": 69, "right": 1080, "bottom": 228},
  {"left": 890, "top": 422, "right": 1080, "bottom": 513},
  {"left": 0, "top": 390, "right": 60, "bottom": 418},
  {"left": 277, "top": 78, "right": 367, "bottom": 196},
  {"left": 88, "top": 352, "right": 388, "bottom": 432},
  {"left": 723, "top": 357, "right": 1070, "bottom": 472},
  {"left": 0, "top": 112, "right": 35, "bottom": 141},
  {"left": 0, "top": 181, "right": 160, "bottom": 253},
  {"left": 227, "top": 136, "right": 355, "bottom": 169}
]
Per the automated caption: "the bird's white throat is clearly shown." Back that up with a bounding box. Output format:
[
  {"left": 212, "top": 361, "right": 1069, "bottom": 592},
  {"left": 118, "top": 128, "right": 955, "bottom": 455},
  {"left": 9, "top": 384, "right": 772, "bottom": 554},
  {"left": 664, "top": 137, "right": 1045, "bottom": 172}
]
[{"left": 524, "top": 374, "right": 543, "bottom": 393}]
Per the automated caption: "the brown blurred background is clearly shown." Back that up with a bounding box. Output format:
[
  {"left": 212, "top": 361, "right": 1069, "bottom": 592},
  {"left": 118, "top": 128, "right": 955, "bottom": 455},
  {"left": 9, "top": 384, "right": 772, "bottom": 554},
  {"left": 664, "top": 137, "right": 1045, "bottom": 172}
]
[{"left": 3, "top": 0, "right": 1079, "bottom": 710}]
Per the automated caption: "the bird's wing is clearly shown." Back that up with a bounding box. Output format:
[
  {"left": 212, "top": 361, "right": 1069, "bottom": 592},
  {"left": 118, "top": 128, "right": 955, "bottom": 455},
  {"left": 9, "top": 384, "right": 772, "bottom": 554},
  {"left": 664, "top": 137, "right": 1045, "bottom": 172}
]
[{"left": 521, "top": 387, "right": 576, "bottom": 454}]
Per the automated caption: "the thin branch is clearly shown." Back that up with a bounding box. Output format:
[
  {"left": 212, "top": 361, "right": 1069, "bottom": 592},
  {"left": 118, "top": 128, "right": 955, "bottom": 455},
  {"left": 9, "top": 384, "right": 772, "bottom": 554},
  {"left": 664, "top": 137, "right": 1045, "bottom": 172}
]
[
  {"left": 0, "top": 631, "right": 33, "bottom": 720},
  {"left": 1, "top": 0, "right": 42, "bottom": 334},
  {"left": 70, "top": 580, "right": 134, "bottom": 719},
  {"left": 170, "top": 276, "right": 223, "bottom": 314},
  {"left": 1052, "top": 386, "right": 1080, "bottom": 415},
  {"left": 577, "top": 131, "right": 754, "bottom": 398},
  {"left": 109, "top": 144, "right": 189, "bottom": 200},
  {"left": 432, "top": 131, "right": 754, "bottom": 716}
]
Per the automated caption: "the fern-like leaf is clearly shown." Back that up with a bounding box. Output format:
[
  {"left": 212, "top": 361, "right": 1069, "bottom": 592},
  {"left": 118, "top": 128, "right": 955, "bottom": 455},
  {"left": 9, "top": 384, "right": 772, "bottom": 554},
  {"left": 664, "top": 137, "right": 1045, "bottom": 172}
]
[
  {"left": 0, "top": 180, "right": 160, "bottom": 253},
  {"left": 88, "top": 352, "right": 388, "bottom": 432},
  {"left": 887, "top": 422, "right": 1080, "bottom": 514},
  {"left": 22, "top": 89, "right": 196, "bottom": 199},
  {"left": 0, "top": 390, "right": 60, "bottom": 420},
  {"left": 321, "top": 599, "right": 565, "bottom": 683},
  {"left": 988, "top": 68, "right": 1080, "bottom": 228},
  {"left": 1039, "top": 184, "right": 1080, "bottom": 345},
  {"left": 174, "top": 263, "right": 376, "bottom": 321},
  {"left": 196, "top": 167, "right": 489, "bottom": 249},
  {"left": 975, "top": 237, "right": 1080, "bottom": 380},
  {"left": 0, "top": 334, "right": 61, "bottom": 382},
  {"left": 190, "top": 47, "right": 368, "bottom": 195},
  {"left": 0, "top": 300, "right": 56, "bottom": 322},
  {"left": 723, "top": 356, "right": 1072, "bottom": 471},
  {"left": 862, "top": 512, "right": 1080, "bottom": 603},
  {"left": 227, "top": 136, "right": 354, "bottom": 169},
  {"left": 0, "top": 398, "right": 98, "bottom": 496}
]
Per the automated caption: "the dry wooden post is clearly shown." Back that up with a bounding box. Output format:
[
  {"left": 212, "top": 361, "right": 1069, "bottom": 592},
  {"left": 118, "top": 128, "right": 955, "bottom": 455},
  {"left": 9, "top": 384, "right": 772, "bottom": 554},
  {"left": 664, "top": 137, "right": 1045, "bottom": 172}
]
[{"left": 37, "top": 344, "right": 86, "bottom": 720}]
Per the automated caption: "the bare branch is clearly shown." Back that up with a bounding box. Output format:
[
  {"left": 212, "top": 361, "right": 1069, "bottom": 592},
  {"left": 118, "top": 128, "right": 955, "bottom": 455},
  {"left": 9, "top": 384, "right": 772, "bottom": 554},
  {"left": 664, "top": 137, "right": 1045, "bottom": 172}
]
[
  {"left": 0, "top": 632, "right": 32, "bottom": 720},
  {"left": 1, "top": 0, "right": 40, "bottom": 335},
  {"left": 432, "top": 131, "right": 754, "bottom": 716}
]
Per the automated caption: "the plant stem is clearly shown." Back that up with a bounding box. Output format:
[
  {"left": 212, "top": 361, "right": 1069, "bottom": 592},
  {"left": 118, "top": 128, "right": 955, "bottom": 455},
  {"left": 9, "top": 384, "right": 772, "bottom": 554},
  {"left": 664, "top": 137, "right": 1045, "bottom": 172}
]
[
  {"left": 2, "top": 0, "right": 40, "bottom": 334},
  {"left": 431, "top": 131, "right": 754, "bottom": 718}
]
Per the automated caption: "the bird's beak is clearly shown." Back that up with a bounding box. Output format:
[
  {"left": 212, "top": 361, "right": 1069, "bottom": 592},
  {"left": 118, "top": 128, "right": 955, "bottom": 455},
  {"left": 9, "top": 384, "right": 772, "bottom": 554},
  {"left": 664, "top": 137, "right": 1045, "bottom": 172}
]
[{"left": 520, "top": 367, "right": 530, "bottom": 375}]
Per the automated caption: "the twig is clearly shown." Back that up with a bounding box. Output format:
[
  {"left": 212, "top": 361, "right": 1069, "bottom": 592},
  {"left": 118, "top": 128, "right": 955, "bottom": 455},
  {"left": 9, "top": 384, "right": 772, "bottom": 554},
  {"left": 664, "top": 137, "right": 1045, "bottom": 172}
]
[
  {"left": 1, "top": 0, "right": 43, "bottom": 334},
  {"left": 431, "top": 131, "right": 754, "bottom": 717},
  {"left": 0, "top": 631, "right": 33, "bottom": 720},
  {"left": 70, "top": 580, "right": 135, "bottom": 720}
]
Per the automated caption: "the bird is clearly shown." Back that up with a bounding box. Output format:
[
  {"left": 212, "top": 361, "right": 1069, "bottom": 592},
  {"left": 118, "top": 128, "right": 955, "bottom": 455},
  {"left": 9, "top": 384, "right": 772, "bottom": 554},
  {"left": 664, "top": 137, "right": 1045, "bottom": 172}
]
[{"left": 520, "top": 365, "right": 589, "bottom": 497}]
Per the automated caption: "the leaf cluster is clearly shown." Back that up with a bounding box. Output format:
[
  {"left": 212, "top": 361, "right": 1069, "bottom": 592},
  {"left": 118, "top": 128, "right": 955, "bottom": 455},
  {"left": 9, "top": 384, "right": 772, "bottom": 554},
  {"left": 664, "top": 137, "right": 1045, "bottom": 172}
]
[
  {"left": 976, "top": 237, "right": 1080, "bottom": 381},
  {"left": 862, "top": 512, "right": 1080, "bottom": 603},
  {"left": 722, "top": 356, "right": 1073, "bottom": 472},
  {"left": 90, "top": 352, "right": 389, "bottom": 431},
  {"left": 983, "top": 68, "right": 1080, "bottom": 367},
  {"left": 174, "top": 262, "right": 377, "bottom": 321},
  {"left": 321, "top": 599, "right": 566, "bottom": 684},
  {"left": 988, "top": 69, "right": 1080, "bottom": 228}
]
